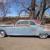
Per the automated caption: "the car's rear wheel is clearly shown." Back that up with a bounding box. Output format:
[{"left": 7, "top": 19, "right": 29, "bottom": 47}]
[
  {"left": 0, "top": 30, "right": 6, "bottom": 38},
  {"left": 39, "top": 33, "right": 48, "bottom": 39}
]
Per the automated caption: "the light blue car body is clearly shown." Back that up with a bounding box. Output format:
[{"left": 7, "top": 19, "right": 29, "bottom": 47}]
[{"left": 0, "top": 20, "right": 50, "bottom": 36}]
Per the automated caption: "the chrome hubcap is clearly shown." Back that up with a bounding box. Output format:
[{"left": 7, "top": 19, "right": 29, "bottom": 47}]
[
  {"left": 0, "top": 31, "right": 4, "bottom": 37},
  {"left": 40, "top": 34, "right": 47, "bottom": 38}
]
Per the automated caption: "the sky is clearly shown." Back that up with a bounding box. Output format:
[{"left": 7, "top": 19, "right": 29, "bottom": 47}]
[
  {"left": 6, "top": 0, "right": 31, "bottom": 17},
  {"left": 44, "top": 8, "right": 50, "bottom": 17},
  {"left": 0, "top": 0, "right": 50, "bottom": 17}
]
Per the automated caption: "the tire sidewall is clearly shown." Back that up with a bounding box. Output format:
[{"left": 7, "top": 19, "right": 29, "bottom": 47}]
[
  {"left": 39, "top": 33, "right": 48, "bottom": 39},
  {"left": 0, "top": 30, "right": 6, "bottom": 38}
]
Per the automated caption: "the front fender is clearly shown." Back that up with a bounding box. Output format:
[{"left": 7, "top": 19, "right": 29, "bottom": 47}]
[{"left": 36, "top": 27, "right": 46, "bottom": 35}]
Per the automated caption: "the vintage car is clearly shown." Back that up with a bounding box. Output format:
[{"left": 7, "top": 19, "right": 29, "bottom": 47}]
[{"left": 0, "top": 20, "right": 49, "bottom": 39}]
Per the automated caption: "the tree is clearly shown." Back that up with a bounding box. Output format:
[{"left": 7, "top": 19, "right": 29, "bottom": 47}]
[
  {"left": 0, "top": 0, "right": 11, "bottom": 17},
  {"left": 38, "top": 0, "right": 46, "bottom": 20},
  {"left": 36, "top": 0, "right": 50, "bottom": 19},
  {"left": 28, "top": 0, "right": 35, "bottom": 19},
  {"left": 35, "top": 0, "right": 50, "bottom": 24}
]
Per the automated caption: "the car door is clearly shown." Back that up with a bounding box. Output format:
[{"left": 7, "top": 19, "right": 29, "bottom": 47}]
[
  {"left": 13, "top": 21, "right": 33, "bottom": 35},
  {"left": 20, "top": 21, "right": 33, "bottom": 35},
  {"left": 29, "top": 21, "right": 38, "bottom": 35}
]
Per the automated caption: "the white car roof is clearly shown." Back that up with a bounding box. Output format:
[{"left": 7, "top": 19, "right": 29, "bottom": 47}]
[{"left": 17, "top": 20, "right": 41, "bottom": 25}]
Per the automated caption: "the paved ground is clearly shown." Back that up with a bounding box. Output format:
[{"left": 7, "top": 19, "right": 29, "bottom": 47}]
[{"left": 0, "top": 37, "right": 50, "bottom": 50}]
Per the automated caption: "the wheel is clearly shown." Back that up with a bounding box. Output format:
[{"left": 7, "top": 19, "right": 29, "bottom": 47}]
[
  {"left": 0, "top": 30, "right": 6, "bottom": 38},
  {"left": 39, "top": 33, "right": 48, "bottom": 39}
]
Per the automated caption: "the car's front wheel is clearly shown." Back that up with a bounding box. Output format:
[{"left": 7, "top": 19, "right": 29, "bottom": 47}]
[
  {"left": 0, "top": 30, "right": 6, "bottom": 38},
  {"left": 39, "top": 33, "right": 48, "bottom": 39}
]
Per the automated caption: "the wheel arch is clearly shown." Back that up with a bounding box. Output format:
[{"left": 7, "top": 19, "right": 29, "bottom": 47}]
[{"left": 0, "top": 30, "right": 7, "bottom": 36}]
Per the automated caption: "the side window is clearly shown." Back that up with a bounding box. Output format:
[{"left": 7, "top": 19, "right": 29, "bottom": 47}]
[
  {"left": 17, "top": 21, "right": 24, "bottom": 24},
  {"left": 17, "top": 21, "right": 29, "bottom": 24},
  {"left": 30, "top": 21, "right": 35, "bottom": 25},
  {"left": 17, "top": 22, "right": 20, "bottom": 24},
  {"left": 23, "top": 21, "right": 29, "bottom": 24}
]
